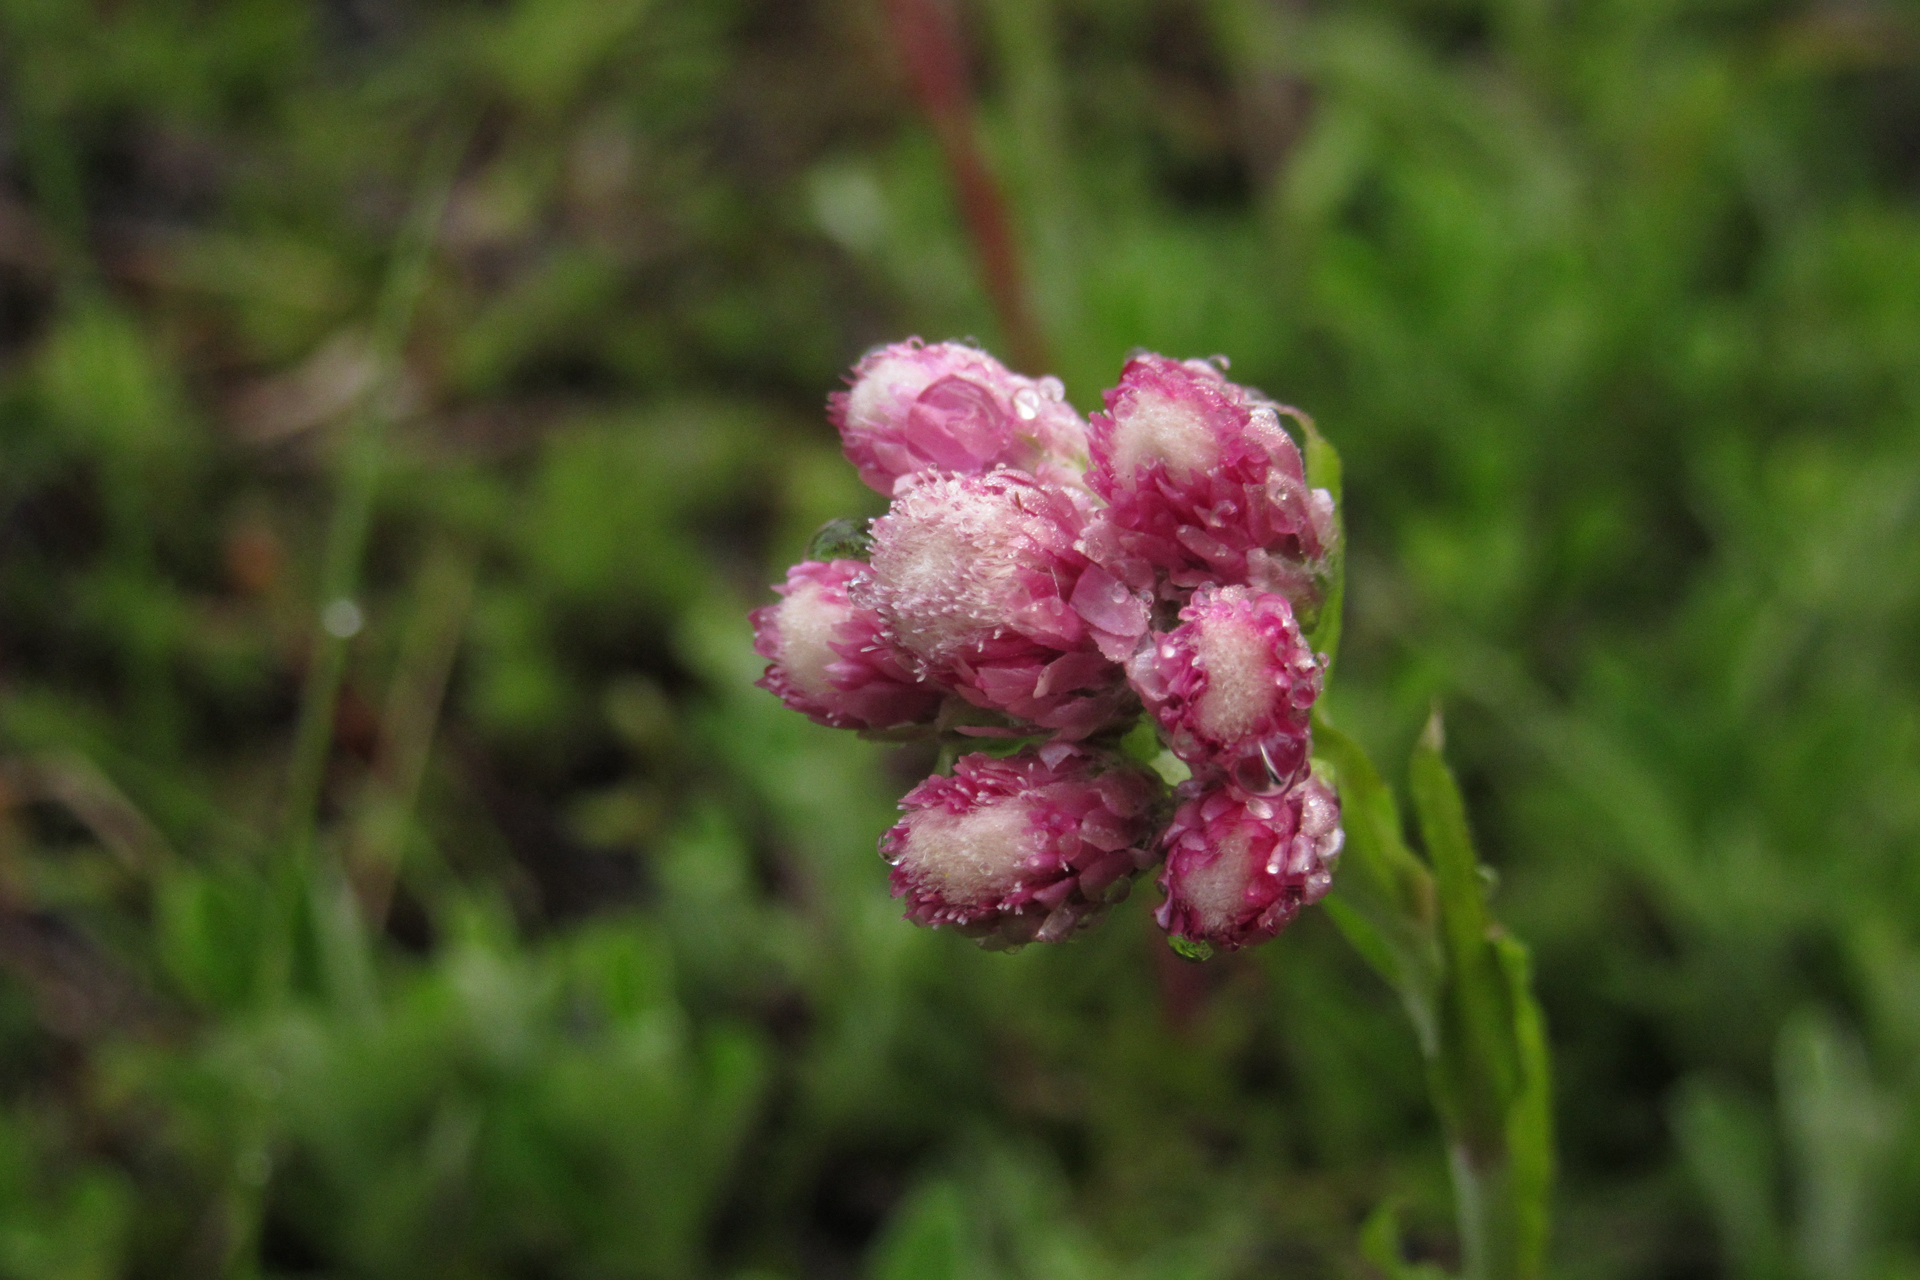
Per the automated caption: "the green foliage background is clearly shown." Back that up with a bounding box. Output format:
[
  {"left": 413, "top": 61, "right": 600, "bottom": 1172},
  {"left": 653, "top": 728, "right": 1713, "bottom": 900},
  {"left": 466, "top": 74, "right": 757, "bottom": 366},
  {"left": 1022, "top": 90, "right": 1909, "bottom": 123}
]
[{"left": 1, "top": 0, "right": 1917, "bottom": 1276}]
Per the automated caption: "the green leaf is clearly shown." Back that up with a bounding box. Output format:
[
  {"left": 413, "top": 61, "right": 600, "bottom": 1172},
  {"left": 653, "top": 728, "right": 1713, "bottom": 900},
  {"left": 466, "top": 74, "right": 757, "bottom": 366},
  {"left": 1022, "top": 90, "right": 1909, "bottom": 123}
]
[
  {"left": 1494, "top": 934, "right": 1554, "bottom": 1279},
  {"left": 969, "top": 733, "right": 1054, "bottom": 760},
  {"left": 1312, "top": 716, "right": 1429, "bottom": 915},
  {"left": 1671, "top": 1078, "right": 1786, "bottom": 1280},
  {"left": 1776, "top": 1009, "right": 1897, "bottom": 1280},
  {"left": 1314, "top": 714, "right": 1443, "bottom": 1053},
  {"left": 1166, "top": 934, "right": 1215, "bottom": 962},
  {"left": 1406, "top": 709, "right": 1553, "bottom": 1280},
  {"left": 807, "top": 516, "right": 874, "bottom": 562},
  {"left": 867, "top": 1180, "right": 986, "bottom": 1280},
  {"left": 1117, "top": 716, "right": 1162, "bottom": 765},
  {"left": 1409, "top": 711, "right": 1521, "bottom": 1135},
  {"left": 1361, "top": 1202, "right": 1454, "bottom": 1280},
  {"left": 1297, "top": 411, "right": 1345, "bottom": 674}
]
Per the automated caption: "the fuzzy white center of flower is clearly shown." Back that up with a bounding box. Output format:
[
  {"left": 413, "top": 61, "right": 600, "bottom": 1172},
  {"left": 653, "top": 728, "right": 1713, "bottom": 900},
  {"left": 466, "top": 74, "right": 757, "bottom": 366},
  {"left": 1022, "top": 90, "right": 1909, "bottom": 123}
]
[
  {"left": 846, "top": 356, "right": 934, "bottom": 434},
  {"left": 872, "top": 483, "right": 1032, "bottom": 660},
  {"left": 1193, "top": 617, "right": 1276, "bottom": 741},
  {"left": 1181, "top": 828, "right": 1255, "bottom": 932},
  {"left": 900, "top": 799, "right": 1038, "bottom": 906},
  {"left": 1110, "top": 391, "right": 1217, "bottom": 483},
  {"left": 777, "top": 580, "right": 844, "bottom": 701}
]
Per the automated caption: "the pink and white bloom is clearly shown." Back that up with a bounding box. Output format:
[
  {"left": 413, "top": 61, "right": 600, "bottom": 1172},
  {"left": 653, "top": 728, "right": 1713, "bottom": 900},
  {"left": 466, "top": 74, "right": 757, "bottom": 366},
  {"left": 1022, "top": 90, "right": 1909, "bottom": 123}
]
[
  {"left": 883, "top": 746, "right": 1162, "bottom": 947},
  {"left": 753, "top": 339, "right": 1353, "bottom": 959},
  {"left": 864, "top": 470, "right": 1129, "bottom": 738},
  {"left": 830, "top": 339, "right": 1090, "bottom": 496},
  {"left": 1128, "top": 585, "right": 1322, "bottom": 791},
  {"left": 1083, "top": 353, "right": 1336, "bottom": 603},
  {"left": 752, "top": 559, "right": 943, "bottom": 730},
  {"left": 1155, "top": 775, "right": 1343, "bottom": 952}
]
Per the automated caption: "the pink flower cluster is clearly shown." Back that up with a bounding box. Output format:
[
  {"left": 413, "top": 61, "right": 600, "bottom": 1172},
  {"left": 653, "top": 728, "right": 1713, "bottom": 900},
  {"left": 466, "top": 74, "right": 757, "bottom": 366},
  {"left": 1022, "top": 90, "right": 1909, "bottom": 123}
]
[{"left": 753, "top": 339, "right": 1345, "bottom": 953}]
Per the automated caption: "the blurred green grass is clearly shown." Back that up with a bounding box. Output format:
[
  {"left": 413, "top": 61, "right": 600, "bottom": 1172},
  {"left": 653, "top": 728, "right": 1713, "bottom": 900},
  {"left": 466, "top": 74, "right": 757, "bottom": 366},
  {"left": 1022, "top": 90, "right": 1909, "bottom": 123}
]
[{"left": 1, "top": 0, "right": 1918, "bottom": 1276}]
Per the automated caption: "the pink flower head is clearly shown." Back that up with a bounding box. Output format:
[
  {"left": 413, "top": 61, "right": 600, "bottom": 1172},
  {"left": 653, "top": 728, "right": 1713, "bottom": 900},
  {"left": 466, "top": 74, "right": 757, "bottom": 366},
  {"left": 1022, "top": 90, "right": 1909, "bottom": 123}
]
[
  {"left": 865, "top": 470, "right": 1130, "bottom": 738},
  {"left": 752, "top": 559, "right": 943, "bottom": 730},
  {"left": 882, "top": 745, "right": 1163, "bottom": 947},
  {"left": 1155, "top": 775, "right": 1343, "bottom": 952},
  {"left": 1129, "top": 585, "right": 1322, "bottom": 791},
  {"left": 1083, "top": 353, "right": 1336, "bottom": 602},
  {"left": 830, "top": 339, "right": 1090, "bottom": 496}
]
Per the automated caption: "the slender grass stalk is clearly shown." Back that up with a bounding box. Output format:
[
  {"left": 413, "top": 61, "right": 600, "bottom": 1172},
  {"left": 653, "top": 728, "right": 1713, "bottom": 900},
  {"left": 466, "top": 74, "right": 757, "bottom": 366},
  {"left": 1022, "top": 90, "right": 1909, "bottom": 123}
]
[
  {"left": 254, "top": 126, "right": 466, "bottom": 1017},
  {"left": 347, "top": 538, "right": 476, "bottom": 927},
  {"left": 279, "top": 131, "right": 465, "bottom": 868}
]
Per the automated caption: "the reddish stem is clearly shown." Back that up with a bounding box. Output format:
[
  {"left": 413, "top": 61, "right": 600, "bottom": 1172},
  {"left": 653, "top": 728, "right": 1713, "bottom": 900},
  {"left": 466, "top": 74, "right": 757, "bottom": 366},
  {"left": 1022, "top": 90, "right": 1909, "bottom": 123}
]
[{"left": 881, "top": 0, "right": 1049, "bottom": 374}]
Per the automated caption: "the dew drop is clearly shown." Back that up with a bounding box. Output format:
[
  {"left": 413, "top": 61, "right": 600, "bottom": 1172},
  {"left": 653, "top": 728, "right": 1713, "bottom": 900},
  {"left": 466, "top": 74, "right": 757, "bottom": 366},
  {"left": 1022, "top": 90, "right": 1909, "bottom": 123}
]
[{"left": 321, "top": 598, "right": 364, "bottom": 639}]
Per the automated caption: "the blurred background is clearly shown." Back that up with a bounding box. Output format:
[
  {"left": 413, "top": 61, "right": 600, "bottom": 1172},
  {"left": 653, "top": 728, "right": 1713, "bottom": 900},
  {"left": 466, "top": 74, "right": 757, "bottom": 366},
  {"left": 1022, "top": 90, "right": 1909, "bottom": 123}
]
[{"left": 1, "top": 0, "right": 1918, "bottom": 1276}]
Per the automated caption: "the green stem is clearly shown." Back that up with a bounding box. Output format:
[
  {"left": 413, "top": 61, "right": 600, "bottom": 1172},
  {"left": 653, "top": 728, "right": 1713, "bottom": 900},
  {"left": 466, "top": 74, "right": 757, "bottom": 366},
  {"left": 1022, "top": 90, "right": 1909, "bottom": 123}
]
[
  {"left": 1302, "top": 422, "right": 1550, "bottom": 1278},
  {"left": 1315, "top": 715, "right": 1553, "bottom": 1279},
  {"left": 1450, "top": 1139, "right": 1519, "bottom": 1280}
]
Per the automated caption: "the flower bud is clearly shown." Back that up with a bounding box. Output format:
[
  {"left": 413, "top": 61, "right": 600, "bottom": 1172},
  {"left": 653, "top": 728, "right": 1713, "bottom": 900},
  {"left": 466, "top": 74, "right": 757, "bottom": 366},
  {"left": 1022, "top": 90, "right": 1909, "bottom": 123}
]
[
  {"left": 1084, "top": 353, "right": 1335, "bottom": 602},
  {"left": 830, "top": 339, "right": 1090, "bottom": 496},
  {"left": 1128, "top": 585, "right": 1321, "bottom": 791},
  {"left": 752, "top": 559, "right": 943, "bottom": 730},
  {"left": 883, "top": 746, "right": 1163, "bottom": 947},
  {"left": 1155, "top": 775, "right": 1343, "bottom": 952},
  {"left": 865, "top": 471, "right": 1128, "bottom": 737}
]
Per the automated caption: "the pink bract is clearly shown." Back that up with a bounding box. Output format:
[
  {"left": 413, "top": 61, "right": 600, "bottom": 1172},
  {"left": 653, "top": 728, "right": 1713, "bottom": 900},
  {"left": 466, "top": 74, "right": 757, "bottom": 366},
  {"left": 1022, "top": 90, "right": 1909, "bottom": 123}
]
[
  {"left": 1155, "top": 775, "right": 1343, "bottom": 951},
  {"left": 1128, "top": 585, "right": 1322, "bottom": 791},
  {"left": 752, "top": 559, "right": 943, "bottom": 730},
  {"left": 882, "top": 746, "right": 1162, "bottom": 947},
  {"left": 864, "top": 470, "right": 1131, "bottom": 738},
  {"left": 829, "top": 339, "right": 1090, "bottom": 496},
  {"left": 1084, "top": 353, "right": 1336, "bottom": 604}
]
